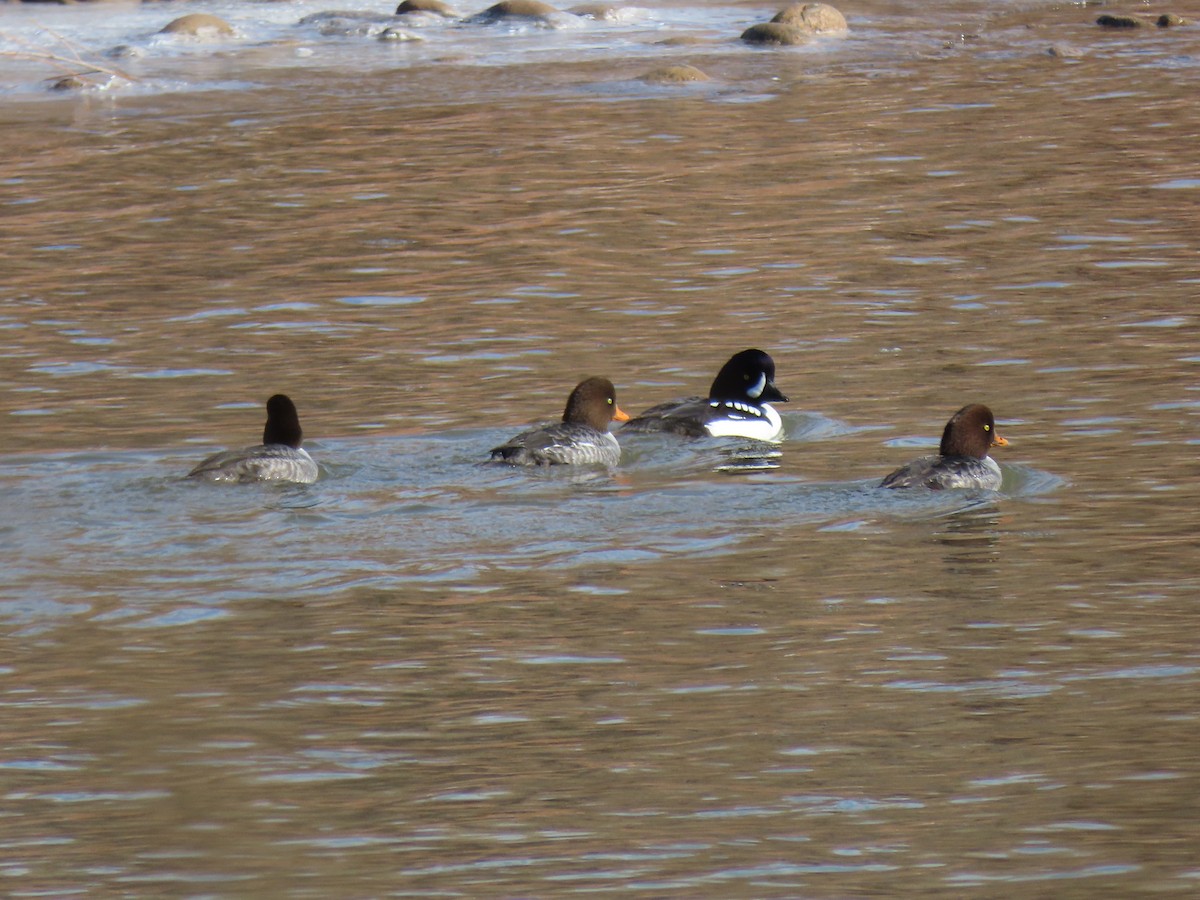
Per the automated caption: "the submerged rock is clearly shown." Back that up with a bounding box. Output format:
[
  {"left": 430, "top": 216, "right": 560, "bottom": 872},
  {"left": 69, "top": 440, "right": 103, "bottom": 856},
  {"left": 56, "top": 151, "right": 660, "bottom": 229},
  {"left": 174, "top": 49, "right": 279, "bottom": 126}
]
[
  {"left": 1096, "top": 14, "right": 1152, "bottom": 28},
  {"left": 770, "top": 2, "right": 848, "bottom": 34},
  {"left": 1157, "top": 13, "right": 1187, "bottom": 26},
  {"left": 1047, "top": 43, "right": 1085, "bottom": 58},
  {"left": 300, "top": 10, "right": 392, "bottom": 23},
  {"left": 47, "top": 71, "right": 124, "bottom": 92},
  {"left": 105, "top": 44, "right": 146, "bottom": 59},
  {"left": 379, "top": 27, "right": 424, "bottom": 41},
  {"left": 639, "top": 64, "right": 710, "bottom": 84},
  {"left": 569, "top": 3, "right": 622, "bottom": 19},
  {"left": 654, "top": 34, "right": 710, "bottom": 46},
  {"left": 395, "top": 0, "right": 461, "bottom": 16},
  {"left": 300, "top": 11, "right": 402, "bottom": 37},
  {"left": 322, "top": 21, "right": 385, "bottom": 36},
  {"left": 159, "top": 14, "right": 236, "bottom": 38},
  {"left": 49, "top": 74, "right": 90, "bottom": 92}
]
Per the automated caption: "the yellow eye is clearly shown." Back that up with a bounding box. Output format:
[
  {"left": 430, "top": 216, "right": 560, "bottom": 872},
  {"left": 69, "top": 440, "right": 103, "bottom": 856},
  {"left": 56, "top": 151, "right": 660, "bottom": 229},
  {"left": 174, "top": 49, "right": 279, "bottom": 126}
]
[
  {"left": 607, "top": 398, "right": 613, "bottom": 405},
  {"left": 984, "top": 424, "right": 991, "bottom": 431}
]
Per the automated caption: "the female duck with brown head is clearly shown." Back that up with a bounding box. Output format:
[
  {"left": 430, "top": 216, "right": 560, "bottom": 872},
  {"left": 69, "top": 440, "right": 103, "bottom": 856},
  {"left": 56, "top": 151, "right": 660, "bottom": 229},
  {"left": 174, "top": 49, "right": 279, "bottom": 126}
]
[
  {"left": 490, "top": 377, "right": 630, "bottom": 467},
  {"left": 881, "top": 403, "right": 1008, "bottom": 490},
  {"left": 188, "top": 394, "right": 318, "bottom": 484}
]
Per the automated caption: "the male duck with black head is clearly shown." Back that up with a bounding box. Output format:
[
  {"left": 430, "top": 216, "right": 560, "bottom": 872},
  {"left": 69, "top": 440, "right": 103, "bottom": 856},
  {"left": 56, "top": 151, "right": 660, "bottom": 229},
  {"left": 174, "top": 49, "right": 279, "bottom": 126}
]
[
  {"left": 490, "top": 376, "right": 630, "bottom": 467},
  {"left": 188, "top": 393, "right": 319, "bottom": 484},
  {"left": 881, "top": 403, "right": 1009, "bottom": 491},
  {"left": 622, "top": 348, "right": 789, "bottom": 442}
]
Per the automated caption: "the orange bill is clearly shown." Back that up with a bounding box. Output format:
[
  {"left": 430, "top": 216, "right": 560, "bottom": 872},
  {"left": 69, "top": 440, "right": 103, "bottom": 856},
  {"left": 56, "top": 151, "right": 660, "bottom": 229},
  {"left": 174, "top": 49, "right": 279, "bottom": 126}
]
[{"left": 613, "top": 405, "right": 631, "bottom": 423}]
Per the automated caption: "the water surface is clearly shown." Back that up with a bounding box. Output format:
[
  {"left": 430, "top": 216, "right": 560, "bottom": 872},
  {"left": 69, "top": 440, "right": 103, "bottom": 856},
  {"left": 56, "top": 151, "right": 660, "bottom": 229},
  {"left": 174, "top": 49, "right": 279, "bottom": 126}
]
[{"left": 2, "top": 0, "right": 1199, "bottom": 894}]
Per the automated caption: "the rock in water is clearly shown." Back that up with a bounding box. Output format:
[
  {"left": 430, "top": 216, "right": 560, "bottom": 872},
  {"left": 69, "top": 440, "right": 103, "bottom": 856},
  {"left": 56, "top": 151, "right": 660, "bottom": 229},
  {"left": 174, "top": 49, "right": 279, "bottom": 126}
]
[
  {"left": 1096, "top": 14, "right": 1152, "bottom": 28},
  {"left": 395, "top": 0, "right": 461, "bottom": 16},
  {"left": 159, "top": 14, "right": 236, "bottom": 38},
  {"left": 771, "top": 3, "right": 848, "bottom": 34},
  {"left": 470, "top": 0, "right": 560, "bottom": 23},
  {"left": 639, "top": 65, "right": 710, "bottom": 84},
  {"left": 741, "top": 22, "right": 805, "bottom": 45}
]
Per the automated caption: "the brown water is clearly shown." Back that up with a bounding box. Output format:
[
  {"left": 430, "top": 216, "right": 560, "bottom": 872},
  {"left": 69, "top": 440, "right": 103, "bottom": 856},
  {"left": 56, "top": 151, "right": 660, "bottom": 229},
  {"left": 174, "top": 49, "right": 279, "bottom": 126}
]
[{"left": 2, "top": 1, "right": 1200, "bottom": 895}]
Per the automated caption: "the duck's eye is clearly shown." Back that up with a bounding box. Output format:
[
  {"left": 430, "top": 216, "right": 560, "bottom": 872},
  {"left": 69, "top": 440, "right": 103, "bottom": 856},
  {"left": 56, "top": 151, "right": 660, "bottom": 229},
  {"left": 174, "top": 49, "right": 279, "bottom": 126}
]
[
  {"left": 984, "top": 424, "right": 991, "bottom": 431},
  {"left": 607, "top": 398, "right": 613, "bottom": 405}
]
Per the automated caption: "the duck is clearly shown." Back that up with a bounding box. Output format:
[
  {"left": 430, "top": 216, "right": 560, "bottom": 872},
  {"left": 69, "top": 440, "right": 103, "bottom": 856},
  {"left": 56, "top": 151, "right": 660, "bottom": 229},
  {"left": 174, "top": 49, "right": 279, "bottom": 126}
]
[
  {"left": 880, "top": 403, "right": 1008, "bottom": 490},
  {"left": 188, "top": 394, "right": 319, "bottom": 484},
  {"left": 490, "top": 377, "right": 630, "bottom": 467},
  {"left": 621, "top": 348, "right": 789, "bottom": 441}
]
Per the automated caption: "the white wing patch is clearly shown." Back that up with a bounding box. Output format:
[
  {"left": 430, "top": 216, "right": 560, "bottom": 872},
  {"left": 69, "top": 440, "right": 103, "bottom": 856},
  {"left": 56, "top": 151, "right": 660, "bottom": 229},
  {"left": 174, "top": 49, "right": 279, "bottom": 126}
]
[
  {"left": 708, "top": 400, "right": 762, "bottom": 416},
  {"left": 704, "top": 403, "right": 783, "bottom": 442}
]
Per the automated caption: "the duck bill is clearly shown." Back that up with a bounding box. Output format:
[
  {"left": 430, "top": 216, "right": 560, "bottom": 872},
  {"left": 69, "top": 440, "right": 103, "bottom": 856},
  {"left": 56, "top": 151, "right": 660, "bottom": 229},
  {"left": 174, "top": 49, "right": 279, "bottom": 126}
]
[
  {"left": 992, "top": 434, "right": 1009, "bottom": 448},
  {"left": 613, "top": 405, "right": 631, "bottom": 423},
  {"left": 762, "top": 381, "right": 788, "bottom": 403}
]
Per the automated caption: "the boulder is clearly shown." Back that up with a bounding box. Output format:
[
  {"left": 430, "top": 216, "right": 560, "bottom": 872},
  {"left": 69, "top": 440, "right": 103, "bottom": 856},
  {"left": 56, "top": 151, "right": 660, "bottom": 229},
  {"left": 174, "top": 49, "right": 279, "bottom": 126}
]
[
  {"left": 1096, "top": 14, "right": 1152, "bottom": 28},
  {"left": 741, "top": 22, "right": 806, "bottom": 45},
  {"left": 395, "top": 0, "right": 460, "bottom": 16},
  {"left": 770, "top": 2, "right": 848, "bottom": 34},
  {"left": 1157, "top": 13, "right": 1187, "bottom": 26},
  {"left": 470, "top": 0, "right": 560, "bottom": 22}
]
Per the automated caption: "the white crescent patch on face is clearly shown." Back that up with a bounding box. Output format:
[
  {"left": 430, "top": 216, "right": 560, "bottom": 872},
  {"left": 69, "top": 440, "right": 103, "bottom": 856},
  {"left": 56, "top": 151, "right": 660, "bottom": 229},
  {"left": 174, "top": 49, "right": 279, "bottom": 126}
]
[{"left": 746, "top": 373, "right": 766, "bottom": 399}]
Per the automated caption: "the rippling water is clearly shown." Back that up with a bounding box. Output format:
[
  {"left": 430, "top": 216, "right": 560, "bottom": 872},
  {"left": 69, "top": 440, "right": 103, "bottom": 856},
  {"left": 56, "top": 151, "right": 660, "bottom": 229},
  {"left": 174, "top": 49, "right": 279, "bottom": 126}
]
[{"left": 2, "top": 0, "right": 1199, "bottom": 894}]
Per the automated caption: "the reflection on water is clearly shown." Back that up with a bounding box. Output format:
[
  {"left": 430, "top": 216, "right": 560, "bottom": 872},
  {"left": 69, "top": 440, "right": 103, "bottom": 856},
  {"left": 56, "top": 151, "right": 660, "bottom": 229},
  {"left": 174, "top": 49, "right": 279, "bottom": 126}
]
[
  {"left": 929, "top": 502, "right": 1003, "bottom": 575},
  {"left": 2, "top": 0, "right": 1200, "bottom": 894}
]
